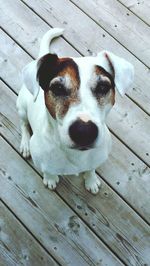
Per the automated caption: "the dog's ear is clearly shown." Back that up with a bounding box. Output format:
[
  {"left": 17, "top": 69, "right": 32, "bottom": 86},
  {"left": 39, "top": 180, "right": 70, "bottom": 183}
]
[
  {"left": 22, "top": 54, "right": 58, "bottom": 101},
  {"left": 98, "top": 51, "right": 134, "bottom": 96},
  {"left": 37, "top": 53, "right": 58, "bottom": 91}
]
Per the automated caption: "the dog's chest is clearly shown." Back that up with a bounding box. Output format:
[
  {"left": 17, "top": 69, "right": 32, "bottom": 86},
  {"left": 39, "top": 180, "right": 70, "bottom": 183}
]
[{"left": 30, "top": 134, "right": 110, "bottom": 175}]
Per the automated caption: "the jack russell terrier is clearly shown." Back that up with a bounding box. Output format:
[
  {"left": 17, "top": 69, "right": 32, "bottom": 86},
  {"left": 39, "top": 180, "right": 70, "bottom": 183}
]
[{"left": 17, "top": 28, "right": 134, "bottom": 194}]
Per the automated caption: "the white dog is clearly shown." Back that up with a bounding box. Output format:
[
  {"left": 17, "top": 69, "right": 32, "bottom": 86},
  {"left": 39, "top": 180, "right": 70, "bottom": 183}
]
[{"left": 17, "top": 28, "right": 134, "bottom": 194}]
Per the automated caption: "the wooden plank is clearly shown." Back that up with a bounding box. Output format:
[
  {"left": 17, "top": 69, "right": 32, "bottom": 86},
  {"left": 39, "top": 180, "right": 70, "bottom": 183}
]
[
  {"left": 18, "top": 0, "right": 150, "bottom": 115},
  {"left": 1, "top": 81, "right": 150, "bottom": 265},
  {"left": 119, "top": 0, "right": 150, "bottom": 25},
  {"left": 0, "top": 30, "right": 150, "bottom": 222},
  {"left": 0, "top": 202, "right": 58, "bottom": 266},
  {"left": 107, "top": 92, "right": 150, "bottom": 166},
  {"left": 0, "top": 248, "right": 15, "bottom": 266},
  {"left": 1, "top": 26, "right": 150, "bottom": 166},
  {"left": 0, "top": 1, "right": 79, "bottom": 59},
  {"left": 71, "top": 0, "right": 150, "bottom": 65},
  {"left": 0, "top": 137, "right": 124, "bottom": 266},
  {"left": 98, "top": 136, "right": 150, "bottom": 222}
]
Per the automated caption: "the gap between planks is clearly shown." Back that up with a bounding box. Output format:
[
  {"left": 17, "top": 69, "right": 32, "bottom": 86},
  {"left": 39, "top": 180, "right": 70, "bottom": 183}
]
[
  {"left": 117, "top": 0, "right": 150, "bottom": 26},
  {"left": 0, "top": 200, "right": 60, "bottom": 266},
  {"left": 69, "top": 0, "right": 150, "bottom": 68},
  {"left": 1, "top": 133, "right": 149, "bottom": 266},
  {"left": 0, "top": 136, "right": 125, "bottom": 266}
]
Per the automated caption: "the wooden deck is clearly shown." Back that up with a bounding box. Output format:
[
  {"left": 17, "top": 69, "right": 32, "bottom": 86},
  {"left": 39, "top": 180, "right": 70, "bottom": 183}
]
[{"left": 0, "top": 0, "right": 150, "bottom": 265}]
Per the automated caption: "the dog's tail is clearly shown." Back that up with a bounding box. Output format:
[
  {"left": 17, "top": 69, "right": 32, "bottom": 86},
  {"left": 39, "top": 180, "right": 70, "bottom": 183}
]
[{"left": 38, "top": 28, "right": 64, "bottom": 58}]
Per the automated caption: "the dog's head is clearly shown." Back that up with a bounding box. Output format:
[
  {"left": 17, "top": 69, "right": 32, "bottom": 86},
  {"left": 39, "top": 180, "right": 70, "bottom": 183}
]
[{"left": 22, "top": 51, "right": 134, "bottom": 150}]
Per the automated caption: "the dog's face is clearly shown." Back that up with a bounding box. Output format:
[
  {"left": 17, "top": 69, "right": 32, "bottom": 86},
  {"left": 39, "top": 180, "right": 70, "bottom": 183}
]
[
  {"left": 23, "top": 51, "right": 134, "bottom": 150},
  {"left": 39, "top": 55, "right": 115, "bottom": 150}
]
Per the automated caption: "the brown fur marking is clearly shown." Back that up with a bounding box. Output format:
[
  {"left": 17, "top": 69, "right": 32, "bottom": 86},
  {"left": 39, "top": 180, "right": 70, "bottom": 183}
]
[
  {"left": 94, "top": 66, "right": 115, "bottom": 106},
  {"left": 44, "top": 57, "right": 80, "bottom": 119}
]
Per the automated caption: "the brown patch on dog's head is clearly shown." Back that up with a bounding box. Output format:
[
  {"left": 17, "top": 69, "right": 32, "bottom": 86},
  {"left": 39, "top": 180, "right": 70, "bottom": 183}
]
[
  {"left": 58, "top": 58, "right": 80, "bottom": 91},
  {"left": 93, "top": 66, "right": 115, "bottom": 106},
  {"left": 37, "top": 54, "right": 80, "bottom": 119}
]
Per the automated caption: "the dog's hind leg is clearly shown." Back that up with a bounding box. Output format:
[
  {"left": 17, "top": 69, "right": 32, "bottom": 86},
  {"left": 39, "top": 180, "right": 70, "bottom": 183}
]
[
  {"left": 83, "top": 170, "right": 101, "bottom": 194},
  {"left": 16, "top": 90, "right": 31, "bottom": 158}
]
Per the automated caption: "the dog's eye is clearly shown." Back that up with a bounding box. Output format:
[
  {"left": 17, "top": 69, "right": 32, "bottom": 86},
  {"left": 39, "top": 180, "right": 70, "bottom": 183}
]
[
  {"left": 94, "top": 81, "right": 111, "bottom": 95},
  {"left": 50, "top": 83, "right": 69, "bottom": 97}
]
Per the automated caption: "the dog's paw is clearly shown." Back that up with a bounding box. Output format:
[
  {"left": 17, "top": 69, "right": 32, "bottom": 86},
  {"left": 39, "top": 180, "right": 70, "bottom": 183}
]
[
  {"left": 20, "top": 134, "right": 30, "bottom": 158},
  {"left": 43, "top": 175, "right": 59, "bottom": 190},
  {"left": 84, "top": 173, "right": 101, "bottom": 194}
]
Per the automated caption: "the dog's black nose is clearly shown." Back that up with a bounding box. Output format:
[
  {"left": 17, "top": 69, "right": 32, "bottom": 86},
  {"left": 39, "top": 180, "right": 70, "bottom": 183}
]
[{"left": 69, "top": 119, "right": 98, "bottom": 149}]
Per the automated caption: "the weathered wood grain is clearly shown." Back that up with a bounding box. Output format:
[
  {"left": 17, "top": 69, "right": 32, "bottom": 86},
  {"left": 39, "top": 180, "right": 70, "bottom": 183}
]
[
  {"left": 1, "top": 80, "right": 150, "bottom": 265},
  {"left": 57, "top": 177, "right": 150, "bottom": 266},
  {"left": 71, "top": 0, "right": 150, "bottom": 65},
  {"left": 108, "top": 92, "right": 150, "bottom": 166},
  {"left": 0, "top": 247, "right": 16, "bottom": 266},
  {"left": 119, "top": 0, "right": 150, "bottom": 25},
  {"left": 0, "top": 202, "right": 58, "bottom": 266},
  {"left": 97, "top": 135, "right": 150, "bottom": 222},
  {"left": 21, "top": 0, "right": 150, "bottom": 114},
  {"left": 0, "top": 29, "right": 150, "bottom": 222},
  {"left": 0, "top": 0, "right": 79, "bottom": 59},
  {"left": 0, "top": 137, "right": 123, "bottom": 266}
]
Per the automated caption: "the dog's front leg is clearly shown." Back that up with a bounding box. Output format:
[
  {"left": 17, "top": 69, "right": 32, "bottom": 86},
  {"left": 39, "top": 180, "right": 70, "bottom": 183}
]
[
  {"left": 16, "top": 95, "right": 31, "bottom": 159},
  {"left": 83, "top": 170, "right": 101, "bottom": 194},
  {"left": 43, "top": 173, "right": 59, "bottom": 190}
]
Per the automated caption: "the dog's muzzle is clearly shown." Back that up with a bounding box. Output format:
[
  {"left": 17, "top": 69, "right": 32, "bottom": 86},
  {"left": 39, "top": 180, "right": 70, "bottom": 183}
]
[{"left": 69, "top": 119, "right": 98, "bottom": 150}]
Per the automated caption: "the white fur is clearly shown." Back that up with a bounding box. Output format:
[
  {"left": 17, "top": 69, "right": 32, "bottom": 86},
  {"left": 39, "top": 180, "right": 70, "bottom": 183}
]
[
  {"left": 17, "top": 28, "right": 134, "bottom": 194},
  {"left": 98, "top": 51, "right": 134, "bottom": 96},
  {"left": 38, "top": 28, "right": 64, "bottom": 58}
]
